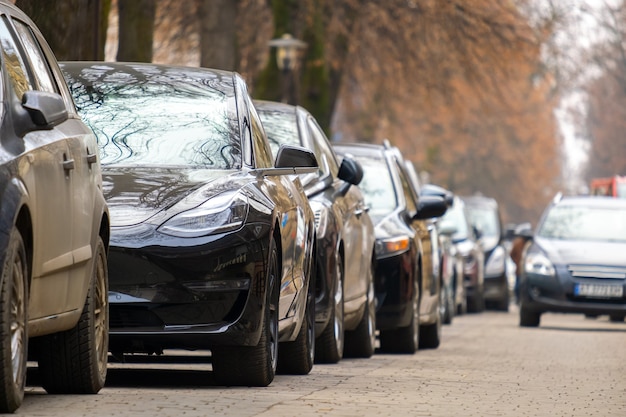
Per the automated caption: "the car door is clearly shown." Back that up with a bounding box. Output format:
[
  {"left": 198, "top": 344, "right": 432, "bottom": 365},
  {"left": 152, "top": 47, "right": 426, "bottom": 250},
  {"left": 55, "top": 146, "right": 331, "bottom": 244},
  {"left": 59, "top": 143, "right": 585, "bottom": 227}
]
[
  {"left": 306, "top": 117, "right": 367, "bottom": 302},
  {"left": 16, "top": 19, "right": 101, "bottom": 310},
  {"left": 0, "top": 17, "right": 74, "bottom": 319}
]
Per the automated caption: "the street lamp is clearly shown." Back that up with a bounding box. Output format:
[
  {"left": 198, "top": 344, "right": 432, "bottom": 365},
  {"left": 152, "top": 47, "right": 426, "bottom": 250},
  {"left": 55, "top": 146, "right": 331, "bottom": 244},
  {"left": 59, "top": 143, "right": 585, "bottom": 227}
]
[{"left": 268, "top": 34, "right": 307, "bottom": 104}]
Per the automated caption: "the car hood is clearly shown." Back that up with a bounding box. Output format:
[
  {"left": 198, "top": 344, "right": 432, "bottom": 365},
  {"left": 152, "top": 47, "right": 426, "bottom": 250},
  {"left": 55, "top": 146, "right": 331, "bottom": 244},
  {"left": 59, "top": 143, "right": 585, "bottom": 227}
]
[
  {"left": 102, "top": 166, "right": 244, "bottom": 227},
  {"left": 373, "top": 209, "right": 412, "bottom": 240},
  {"left": 535, "top": 236, "right": 626, "bottom": 267}
]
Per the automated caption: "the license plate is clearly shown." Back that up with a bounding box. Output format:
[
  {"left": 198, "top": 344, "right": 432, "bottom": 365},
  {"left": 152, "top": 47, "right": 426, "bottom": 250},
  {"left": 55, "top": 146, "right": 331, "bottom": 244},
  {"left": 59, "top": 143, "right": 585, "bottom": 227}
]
[{"left": 574, "top": 284, "right": 624, "bottom": 298}]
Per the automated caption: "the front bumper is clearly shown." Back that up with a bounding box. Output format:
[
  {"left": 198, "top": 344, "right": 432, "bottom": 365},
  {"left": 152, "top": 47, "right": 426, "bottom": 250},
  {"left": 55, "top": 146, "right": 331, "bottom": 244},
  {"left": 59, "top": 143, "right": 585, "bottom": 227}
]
[
  {"left": 107, "top": 222, "right": 272, "bottom": 353},
  {"left": 520, "top": 268, "right": 626, "bottom": 316},
  {"left": 374, "top": 251, "right": 416, "bottom": 331}
]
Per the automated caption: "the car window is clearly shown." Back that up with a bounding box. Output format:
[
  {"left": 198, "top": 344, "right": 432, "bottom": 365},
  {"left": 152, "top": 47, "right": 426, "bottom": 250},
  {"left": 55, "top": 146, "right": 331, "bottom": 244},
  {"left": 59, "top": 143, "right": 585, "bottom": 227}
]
[
  {"left": 0, "top": 16, "right": 33, "bottom": 100},
  {"left": 466, "top": 206, "right": 500, "bottom": 237},
  {"left": 11, "top": 18, "right": 58, "bottom": 94},
  {"left": 353, "top": 154, "right": 398, "bottom": 218},
  {"left": 538, "top": 204, "right": 626, "bottom": 242},
  {"left": 246, "top": 97, "right": 273, "bottom": 169},
  {"left": 441, "top": 202, "right": 470, "bottom": 241},
  {"left": 258, "top": 108, "right": 301, "bottom": 156},
  {"left": 395, "top": 159, "right": 417, "bottom": 214},
  {"left": 307, "top": 117, "right": 339, "bottom": 179}
]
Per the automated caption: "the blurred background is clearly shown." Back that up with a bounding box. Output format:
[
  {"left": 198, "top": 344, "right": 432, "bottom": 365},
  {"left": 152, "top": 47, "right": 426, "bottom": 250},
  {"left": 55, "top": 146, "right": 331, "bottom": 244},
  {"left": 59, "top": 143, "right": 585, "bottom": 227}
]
[{"left": 15, "top": 0, "right": 626, "bottom": 225}]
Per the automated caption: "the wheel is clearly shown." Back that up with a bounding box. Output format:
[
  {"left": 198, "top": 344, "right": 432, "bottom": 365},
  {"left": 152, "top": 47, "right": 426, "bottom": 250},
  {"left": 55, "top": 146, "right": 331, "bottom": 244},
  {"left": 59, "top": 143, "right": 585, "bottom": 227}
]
[
  {"left": 0, "top": 228, "right": 28, "bottom": 413},
  {"left": 467, "top": 289, "right": 485, "bottom": 313},
  {"left": 519, "top": 304, "right": 541, "bottom": 327},
  {"left": 379, "top": 278, "right": 419, "bottom": 354},
  {"left": 496, "top": 286, "right": 510, "bottom": 312},
  {"left": 442, "top": 282, "right": 453, "bottom": 325},
  {"left": 277, "top": 271, "right": 315, "bottom": 375},
  {"left": 344, "top": 261, "right": 376, "bottom": 358},
  {"left": 212, "top": 239, "right": 279, "bottom": 386},
  {"left": 315, "top": 253, "right": 344, "bottom": 364},
  {"left": 37, "top": 236, "right": 108, "bottom": 394},
  {"left": 609, "top": 314, "right": 625, "bottom": 323},
  {"left": 419, "top": 284, "right": 442, "bottom": 349}
]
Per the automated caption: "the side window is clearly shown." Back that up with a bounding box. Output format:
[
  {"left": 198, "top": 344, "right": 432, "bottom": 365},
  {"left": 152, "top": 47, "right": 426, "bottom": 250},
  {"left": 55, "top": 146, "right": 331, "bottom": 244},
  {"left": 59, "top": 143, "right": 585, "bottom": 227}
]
[
  {"left": 0, "top": 17, "right": 33, "bottom": 100},
  {"left": 395, "top": 160, "right": 417, "bottom": 213},
  {"left": 248, "top": 97, "right": 274, "bottom": 168},
  {"left": 307, "top": 117, "right": 339, "bottom": 179},
  {"left": 12, "top": 18, "right": 58, "bottom": 94}
]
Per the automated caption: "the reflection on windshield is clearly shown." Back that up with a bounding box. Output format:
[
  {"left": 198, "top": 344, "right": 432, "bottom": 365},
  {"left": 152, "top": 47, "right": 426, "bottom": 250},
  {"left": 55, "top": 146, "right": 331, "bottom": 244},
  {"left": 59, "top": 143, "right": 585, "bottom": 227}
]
[
  {"left": 257, "top": 110, "right": 301, "bottom": 155},
  {"left": 466, "top": 207, "right": 500, "bottom": 237},
  {"left": 66, "top": 66, "right": 241, "bottom": 169},
  {"left": 539, "top": 205, "right": 626, "bottom": 242},
  {"left": 353, "top": 155, "right": 397, "bottom": 217}
]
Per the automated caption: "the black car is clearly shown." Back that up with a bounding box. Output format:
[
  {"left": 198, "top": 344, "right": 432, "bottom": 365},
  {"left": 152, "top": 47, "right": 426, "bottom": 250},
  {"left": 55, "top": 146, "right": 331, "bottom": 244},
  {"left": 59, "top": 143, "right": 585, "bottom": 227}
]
[
  {"left": 0, "top": 4, "right": 110, "bottom": 412},
  {"left": 334, "top": 142, "right": 447, "bottom": 353},
  {"left": 519, "top": 195, "right": 626, "bottom": 327},
  {"left": 256, "top": 101, "right": 377, "bottom": 363},
  {"left": 462, "top": 195, "right": 511, "bottom": 311},
  {"left": 62, "top": 62, "right": 319, "bottom": 386}
]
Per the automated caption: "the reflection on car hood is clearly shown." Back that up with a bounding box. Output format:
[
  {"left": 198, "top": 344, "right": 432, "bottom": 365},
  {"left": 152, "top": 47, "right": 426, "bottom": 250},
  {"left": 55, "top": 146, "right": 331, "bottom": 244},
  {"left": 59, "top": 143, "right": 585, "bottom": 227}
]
[
  {"left": 102, "top": 166, "right": 240, "bottom": 226},
  {"left": 481, "top": 236, "right": 499, "bottom": 252},
  {"left": 372, "top": 210, "right": 411, "bottom": 240},
  {"left": 535, "top": 237, "right": 626, "bottom": 267}
]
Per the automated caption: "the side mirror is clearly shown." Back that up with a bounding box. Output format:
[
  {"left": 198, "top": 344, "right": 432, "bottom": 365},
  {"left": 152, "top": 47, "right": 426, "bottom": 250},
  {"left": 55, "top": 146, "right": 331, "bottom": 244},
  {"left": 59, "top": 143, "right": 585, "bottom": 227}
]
[
  {"left": 338, "top": 156, "right": 363, "bottom": 185},
  {"left": 275, "top": 144, "right": 318, "bottom": 168},
  {"left": 414, "top": 196, "right": 448, "bottom": 220},
  {"left": 22, "top": 90, "right": 68, "bottom": 129},
  {"left": 421, "top": 184, "right": 454, "bottom": 207}
]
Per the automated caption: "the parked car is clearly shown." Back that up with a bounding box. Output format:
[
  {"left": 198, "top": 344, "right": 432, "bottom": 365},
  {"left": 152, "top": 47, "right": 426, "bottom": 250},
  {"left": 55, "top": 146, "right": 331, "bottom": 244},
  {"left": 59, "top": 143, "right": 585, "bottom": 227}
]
[
  {"left": 0, "top": 3, "right": 110, "bottom": 412},
  {"left": 420, "top": 183, "right": 457, "bottom": 324},
  {"left": 334, "top": 142, "right": 447, "bottom": 353},
  {"left": 437, "top": 197, "right": 485, "bottom": 313},
  {"left": 62, "top": 62, "right": 319, "bottom": 386},
  {"left": 403, "top": 162, "right": 452, "bottom": 326},
  {"left": 462, "top": 195, "right": 511, "bottom": 311},
  {"left": 518, "top": 195, "right": 626, "bottom": 327},
  {"left": 256, "top": 101, "right": 377, "bottom": 363}
]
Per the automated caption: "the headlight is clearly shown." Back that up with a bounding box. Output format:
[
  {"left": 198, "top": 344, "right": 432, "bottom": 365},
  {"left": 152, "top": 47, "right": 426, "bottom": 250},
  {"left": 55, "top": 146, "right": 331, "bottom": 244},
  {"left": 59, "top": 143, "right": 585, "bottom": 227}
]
[
  {"left": 375, "top": 236, "right": 410, "bottom": 258},
  {"left": 485, "top": 245, "right": 506, "bottom": 276},
  {"left": 158, "top": 192, "right": 249, "bottom": 238},
  {"left": 523, "top": 251, "right": 555, "bottom": 277}
]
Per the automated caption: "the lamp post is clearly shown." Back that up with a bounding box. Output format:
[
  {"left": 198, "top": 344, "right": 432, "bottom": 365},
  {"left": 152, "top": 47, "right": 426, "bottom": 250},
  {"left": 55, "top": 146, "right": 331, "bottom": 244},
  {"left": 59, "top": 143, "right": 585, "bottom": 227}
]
[{"left": 268, "top": 34, "right": 307, "bottom": 104}]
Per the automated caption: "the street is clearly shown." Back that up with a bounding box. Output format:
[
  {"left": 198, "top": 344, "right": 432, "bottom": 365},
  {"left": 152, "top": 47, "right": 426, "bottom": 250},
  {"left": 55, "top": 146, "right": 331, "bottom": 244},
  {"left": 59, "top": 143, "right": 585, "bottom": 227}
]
[{"left": 17, "top": 307, "right": 626, "bottom": 417}]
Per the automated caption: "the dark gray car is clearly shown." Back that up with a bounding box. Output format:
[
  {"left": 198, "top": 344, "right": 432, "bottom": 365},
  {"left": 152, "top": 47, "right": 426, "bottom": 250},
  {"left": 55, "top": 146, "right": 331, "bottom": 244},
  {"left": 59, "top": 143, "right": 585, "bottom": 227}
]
[{"left": 0, "top": 2, "right": 109, "bottom": 412}]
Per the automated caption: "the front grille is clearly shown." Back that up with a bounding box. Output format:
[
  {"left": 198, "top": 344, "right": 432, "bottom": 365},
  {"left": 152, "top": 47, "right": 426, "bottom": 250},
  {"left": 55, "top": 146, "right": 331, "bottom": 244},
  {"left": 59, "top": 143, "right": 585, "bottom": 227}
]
[{"left": 568, "top": 265, "right": 626, "bottom": 280}]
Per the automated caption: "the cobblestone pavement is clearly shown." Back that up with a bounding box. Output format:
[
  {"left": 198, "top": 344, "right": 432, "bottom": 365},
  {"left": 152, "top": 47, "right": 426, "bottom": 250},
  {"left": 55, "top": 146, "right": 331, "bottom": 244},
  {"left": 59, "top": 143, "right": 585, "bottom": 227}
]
[{"left": 16, "top": 307, "right": 626, "bottom": 417}]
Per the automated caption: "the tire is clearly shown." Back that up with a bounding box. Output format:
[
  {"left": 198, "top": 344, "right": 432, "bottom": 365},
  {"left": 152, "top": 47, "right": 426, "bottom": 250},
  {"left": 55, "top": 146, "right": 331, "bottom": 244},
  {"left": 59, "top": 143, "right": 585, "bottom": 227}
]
[
  {"left": 419, "top": 284, "right": 442, "bottom": 349},
  {"left": 609, "top": 314, "right": 625, "bottom": 323},
  {"left": 519, "top": 304, "right": 541, "bottom": 327},
  {"left": 315, "top": 253, "right": 344, "bottom": 364},
  {"left": 212, "top": 239, "right": 279, "bottom": 387},
  {"left": 344, "top": 262, "right": 376, "bottom": 358},
  {"left": 379, "top": 278, "right": 419, "bottom": 354},
  {"left": 38, "top": 236, "right": 109, "bottom": 394},
  {"left": 496, "top": 285, "right": 510, "bottom": 312},
  {"left": 467, "top": 290, "right": 485, "bottom": 313},
  {"left": 277, "top": 272, "right": 315, "bottom": 375},
  {"left": 0, "top": 228, "right": 28, "bottom": 413},
  {"left": 442, "top": 283, "right": 453, "bottom": 325}
]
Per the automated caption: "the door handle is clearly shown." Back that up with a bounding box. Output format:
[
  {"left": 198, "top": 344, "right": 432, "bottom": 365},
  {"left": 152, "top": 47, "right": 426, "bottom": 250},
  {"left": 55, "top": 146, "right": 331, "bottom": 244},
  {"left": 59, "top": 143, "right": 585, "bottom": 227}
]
[
  {"left": 87, "top": 153, "right": 97, "bottom": 167},
  {"left": 63, "top": 154, "right": 75, "bottom": 172}
]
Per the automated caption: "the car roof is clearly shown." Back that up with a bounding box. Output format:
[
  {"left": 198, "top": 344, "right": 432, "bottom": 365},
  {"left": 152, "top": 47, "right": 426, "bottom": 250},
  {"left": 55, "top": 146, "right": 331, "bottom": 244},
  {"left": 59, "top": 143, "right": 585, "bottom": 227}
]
[
  {"left": 333, "top": 142, "right": 386, "bottom": 157},
  {"left": 60, "top": 61, "right": 239, "bottom": 96}
]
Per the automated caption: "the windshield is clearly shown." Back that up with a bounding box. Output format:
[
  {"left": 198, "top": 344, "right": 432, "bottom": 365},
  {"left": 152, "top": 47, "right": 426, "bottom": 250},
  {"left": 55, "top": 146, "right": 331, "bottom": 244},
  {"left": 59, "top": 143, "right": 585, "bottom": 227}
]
[
  {"left": 466, "top": 206, "right": 500, "bottom": 237},
  {"left": 440, "top": 203, "right": 470, "bottom": 241},
  {"left": 67, "top": 69, "right": 242, "bottom": 169},
  {"left": 538, "top": 205, "right": 626, "bottom": 242},
  {"left": 617, "top": 181, "right": 626, "bottom": 198},
  {"left": 353, "top": 154, "right": 398, "bottom": 217}
]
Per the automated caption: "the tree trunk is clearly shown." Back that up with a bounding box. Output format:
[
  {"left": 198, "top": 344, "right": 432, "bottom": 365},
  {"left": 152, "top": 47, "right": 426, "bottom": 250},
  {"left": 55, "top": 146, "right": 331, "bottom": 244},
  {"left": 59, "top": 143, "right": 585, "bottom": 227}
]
[
  {"left": 117, "top": 0, "right": 155, "bottom": 62},
  {"left": 198, "top": 0, "right": 237, "bottom": 70},
  {"left": 16, "top": 0, "right": 110, "bottom": 61}
]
